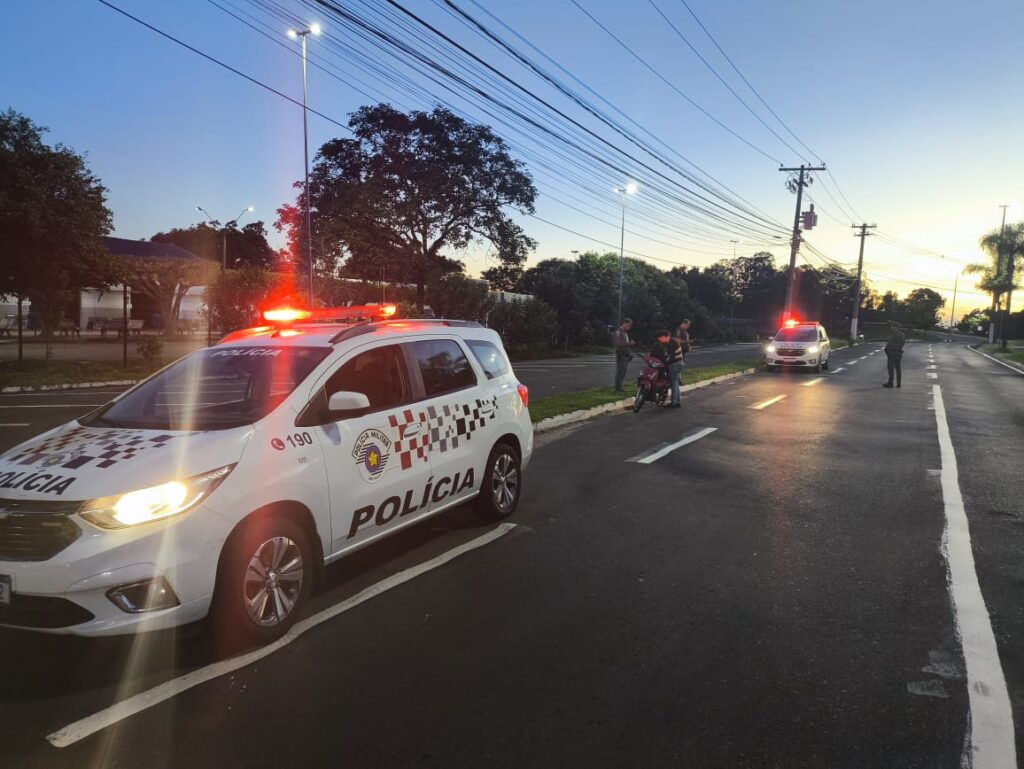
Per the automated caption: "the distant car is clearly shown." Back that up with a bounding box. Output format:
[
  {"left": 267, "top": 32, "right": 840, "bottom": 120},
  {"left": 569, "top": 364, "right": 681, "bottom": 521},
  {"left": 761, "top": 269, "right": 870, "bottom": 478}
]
[
  {"left": 0, "top": 305, "right": 533, "bottom": 646},
  {"left": 765, "top": 321, "right": 831, "bottom": 373}
]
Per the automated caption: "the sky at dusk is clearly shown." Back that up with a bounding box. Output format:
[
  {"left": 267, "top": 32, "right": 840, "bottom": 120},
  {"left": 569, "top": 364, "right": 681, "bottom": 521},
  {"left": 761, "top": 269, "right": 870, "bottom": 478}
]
[{"left": 3, "top": 0, "right": 1022, "bottom": 322}]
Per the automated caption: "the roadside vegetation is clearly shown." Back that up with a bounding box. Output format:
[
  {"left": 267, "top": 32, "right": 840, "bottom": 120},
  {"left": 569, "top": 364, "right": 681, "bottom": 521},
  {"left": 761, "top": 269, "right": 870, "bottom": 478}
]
[
  {"left": 528, "top": 359, "right": 760, "bottom": 423},
  {"left": 0, "top": 359, "right": 155, "bottom": 390},
  {"left": 981, "top": 340, "right": 1024, "bottom": 367}
]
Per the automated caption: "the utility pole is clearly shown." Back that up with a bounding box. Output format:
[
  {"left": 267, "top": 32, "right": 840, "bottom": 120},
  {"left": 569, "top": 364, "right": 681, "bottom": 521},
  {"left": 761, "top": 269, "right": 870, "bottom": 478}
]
[
  {"left": 948, "top": 271, "right": 959, "bottom": 330},
  {"left": 849, "top": 223, "right": 876, "bottom": 341},
  {"left": 989, "top": 204, "right": 1009, "bottom": 343},
  {"left": 779, "top": 164, "right": 826, "bottom": 320},
  {"left": 1002, "top": 221, "right": 1016, "bottom": 351}
]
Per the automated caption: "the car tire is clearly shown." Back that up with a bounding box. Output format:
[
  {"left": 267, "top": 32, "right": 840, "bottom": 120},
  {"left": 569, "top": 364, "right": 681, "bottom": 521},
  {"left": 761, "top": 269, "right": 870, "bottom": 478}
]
[
  {"left": 211, "top": 515, "right": 313, "bottom": 651},
  {"left": 814, "top": 360, "right": 822, "bottom": 373},
  {"left": 476, "top": 442, "right": 522, "bottom": 521},
  {"left": 823, "top": 356, "right": 830, "bottom": 370}
]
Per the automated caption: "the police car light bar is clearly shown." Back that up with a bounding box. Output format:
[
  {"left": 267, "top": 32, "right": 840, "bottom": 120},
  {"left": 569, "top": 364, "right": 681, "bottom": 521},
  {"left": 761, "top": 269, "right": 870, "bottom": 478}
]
[{"left": 261, "top": 304, "right": 397, "bottom": 324}]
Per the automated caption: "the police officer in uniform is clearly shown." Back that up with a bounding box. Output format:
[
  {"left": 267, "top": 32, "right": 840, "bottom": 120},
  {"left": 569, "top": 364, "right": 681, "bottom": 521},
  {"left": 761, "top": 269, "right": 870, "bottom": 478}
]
[{"left": 882, "top": 322, "right": 905, "bottom": 388}]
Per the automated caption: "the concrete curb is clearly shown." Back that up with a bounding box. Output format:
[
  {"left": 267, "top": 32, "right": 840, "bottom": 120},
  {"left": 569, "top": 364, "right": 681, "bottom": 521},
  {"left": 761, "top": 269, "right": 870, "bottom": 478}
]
[
  {"left": 1, "top": 379, "right": 139, "bottom": 394},
  {"left": 534, "top": 367, "right": 758, "bottom": 434}
]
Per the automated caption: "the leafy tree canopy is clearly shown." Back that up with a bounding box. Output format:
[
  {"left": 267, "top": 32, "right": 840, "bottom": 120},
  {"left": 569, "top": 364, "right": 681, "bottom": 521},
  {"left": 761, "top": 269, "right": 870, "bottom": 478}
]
[
  {"left": 152, "top": 221, "right": 277, "bottom": 270},
  {"left": 276, "top": 105, "right": 537, "bottom": 303},
  {"left": 0, "top": 109, "right": 117, "bottom": 331}
]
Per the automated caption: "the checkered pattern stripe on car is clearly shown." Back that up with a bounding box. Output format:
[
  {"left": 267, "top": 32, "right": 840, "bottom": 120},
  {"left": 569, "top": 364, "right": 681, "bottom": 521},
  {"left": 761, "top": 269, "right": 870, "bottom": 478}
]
[
  {"left": 9, "top": 427, "right": 180, "bottom": 470},
  {"left": 389, "top": 396, "right": 499, "bottom": 471}
]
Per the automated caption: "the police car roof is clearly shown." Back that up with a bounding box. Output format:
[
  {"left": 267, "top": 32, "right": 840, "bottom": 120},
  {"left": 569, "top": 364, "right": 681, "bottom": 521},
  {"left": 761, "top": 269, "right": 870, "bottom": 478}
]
[{"left": 216, "top": 319, "right": 489, "bottom": 348}]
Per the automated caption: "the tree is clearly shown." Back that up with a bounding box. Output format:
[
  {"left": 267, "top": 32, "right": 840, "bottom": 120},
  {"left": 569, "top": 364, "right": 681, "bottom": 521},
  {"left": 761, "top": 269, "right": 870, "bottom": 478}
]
[
  {"left": 903, "top": 287, "right": 946, "bottom": 329},
  {"left": 0, "top": 109, "right": 118, "bottom": 352},
  {"left": 204, "top": 267, "right": 279, "bottom": 333},
  {"left": 486, "top": 298, "right": 557, "bottom": 354},
  {"left": 151, "top": 221, "right": 277, "bottom": 270},
  {"left": 978, "top": 222, "right": 1024, "bottom": 348},
  {"left": 123, "top": 248, "right": 217, "bottom": 336},
  {"left": 427, "top": 273, "right": 489, "bottom": 321},
  {"left": 277, "top": 105, "right": 537, "bottom": 304}
]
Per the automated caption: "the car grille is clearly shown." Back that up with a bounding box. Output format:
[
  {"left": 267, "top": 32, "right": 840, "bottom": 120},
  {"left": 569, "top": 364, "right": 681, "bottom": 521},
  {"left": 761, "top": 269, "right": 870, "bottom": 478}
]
[
  {"left": 776, "top": 348, "right": 804, "bottom": 357},
  {"left": 0, "top": 498, "right": 82, "bottom": 562},
  {"left": 0, "top": 593, "right": 94, "bottom": 628}
]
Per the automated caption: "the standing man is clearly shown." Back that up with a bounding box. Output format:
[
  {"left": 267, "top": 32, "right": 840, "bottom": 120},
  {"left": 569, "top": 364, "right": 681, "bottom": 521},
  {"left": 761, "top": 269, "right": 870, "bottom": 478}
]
[
  {"left": 673, "top": 319, "right": 692, "bottom": 387},
  {"left": 614, "top": 318, "right": 635, "bottom": 396},
  {"left": 883, "top": 321, "right": 905, "bottom": 388},
  {"left": 667, "top": 331, "right": 684, "bottom": 408}
]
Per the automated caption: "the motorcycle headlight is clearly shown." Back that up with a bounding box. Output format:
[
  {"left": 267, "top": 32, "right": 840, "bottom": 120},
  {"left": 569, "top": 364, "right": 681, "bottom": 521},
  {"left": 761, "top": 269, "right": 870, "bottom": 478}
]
[
  {"left": 807, "top": 345, "right": 819, "bottom": 354},
  {"left": 766, "top": 345, "right": 776, "bottom": 353},
  {"left": 80, "top": 465, "right": 234, "bottom": 530}
]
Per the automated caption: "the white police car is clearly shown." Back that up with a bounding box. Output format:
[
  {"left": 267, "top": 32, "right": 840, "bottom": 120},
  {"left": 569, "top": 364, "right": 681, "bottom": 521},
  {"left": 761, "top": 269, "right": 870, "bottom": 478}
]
[
  {"left": 765, "top": 320, "right": 831, "bottom": 373},
  {"left": 0, "top": 306, "right": 532, "bottom": 646}
]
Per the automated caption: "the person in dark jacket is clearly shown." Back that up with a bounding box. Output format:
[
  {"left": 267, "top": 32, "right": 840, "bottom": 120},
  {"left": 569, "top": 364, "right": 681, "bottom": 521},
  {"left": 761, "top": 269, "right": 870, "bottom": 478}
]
[
  {"left": 883, "top": 322, "right": 906, "bottom": 388},
  {"left": 613, "top": 318, "right": 635, "bottom": 396},
  {"left": 649, "top": 331, "right": 674, "bottom": 395}
]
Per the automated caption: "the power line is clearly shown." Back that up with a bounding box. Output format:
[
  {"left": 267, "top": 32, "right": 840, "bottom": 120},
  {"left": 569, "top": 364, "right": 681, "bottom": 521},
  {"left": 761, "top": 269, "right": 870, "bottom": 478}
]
[
  {"left": 94, "top": 0, "right": 352, "bottom": 133},
  {"left": 567, "top": 0, "right": 782, "bottom": 164}
]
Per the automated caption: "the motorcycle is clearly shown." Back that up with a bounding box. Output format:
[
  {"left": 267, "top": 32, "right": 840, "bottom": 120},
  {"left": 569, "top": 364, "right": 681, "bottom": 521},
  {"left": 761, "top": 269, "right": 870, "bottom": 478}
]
[{"left": 632, "top": 355, "right": 671, "bottom": 412}]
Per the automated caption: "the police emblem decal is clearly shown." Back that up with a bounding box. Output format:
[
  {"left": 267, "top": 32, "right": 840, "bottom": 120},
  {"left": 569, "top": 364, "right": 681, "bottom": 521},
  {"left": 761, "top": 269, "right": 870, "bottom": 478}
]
[{"left": 352, "top": 429, "right": 392, "bottom": 483}]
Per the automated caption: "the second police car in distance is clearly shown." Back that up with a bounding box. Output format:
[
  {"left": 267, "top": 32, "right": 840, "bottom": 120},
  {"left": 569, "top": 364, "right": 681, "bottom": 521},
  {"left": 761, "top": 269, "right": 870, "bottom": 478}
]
[
  {"left": 764, "top": 320, "right": 831, "bottom": 373},
  {"left": 0, "top": 305, "right": 532, "bottom": 646}
]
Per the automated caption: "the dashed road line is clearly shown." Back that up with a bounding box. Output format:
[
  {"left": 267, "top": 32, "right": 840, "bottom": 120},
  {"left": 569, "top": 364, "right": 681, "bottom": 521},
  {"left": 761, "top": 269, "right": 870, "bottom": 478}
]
[
  {"left": 627, "top": 427, "right": 717, "bottom": 464},
  {"left": 46, "top": 523, "right": 518, "bottom": 748},
  {"left": 830, "top": 367, "right": 846, "bottom": 374},
  {"left": 927, "top": 372, "right": 938, "bottom": 379},
  {"left": 750, "top": 394, "right": 786, "bottom": 410},
  {"left": 801, "top": 378, "right": 825, "bottom": 387},
  {"left": 933, "top": 385, "right": 1016, "bottom": 767}
]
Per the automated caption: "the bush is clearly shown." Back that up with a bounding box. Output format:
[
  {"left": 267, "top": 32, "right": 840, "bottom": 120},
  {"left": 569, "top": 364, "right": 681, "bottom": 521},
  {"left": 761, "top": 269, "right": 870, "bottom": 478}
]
[
  {"left": 486, "top": 298, "right": 558, "bottom": 353},
  {"left": 136, "top": 335, "right": 163, "bottom": 369}
]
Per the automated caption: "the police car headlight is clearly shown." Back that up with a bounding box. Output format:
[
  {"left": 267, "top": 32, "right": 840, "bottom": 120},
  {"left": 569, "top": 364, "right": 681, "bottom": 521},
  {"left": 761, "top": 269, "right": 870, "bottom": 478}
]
[
  {"left": 807, "top": 345, "right": 819, "bottom": 354},
  {"left": 80, "top": 465, "right": 235, "bottom": 530},
  {"left": 766, "top": 345, "right": 776, "bottom": 353}
]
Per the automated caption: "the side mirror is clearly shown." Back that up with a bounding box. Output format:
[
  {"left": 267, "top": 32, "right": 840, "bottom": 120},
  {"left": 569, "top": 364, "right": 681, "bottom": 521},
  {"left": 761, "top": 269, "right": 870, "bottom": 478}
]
[{"left": 328, "top": 391, "right": 370, "bottom": 415}]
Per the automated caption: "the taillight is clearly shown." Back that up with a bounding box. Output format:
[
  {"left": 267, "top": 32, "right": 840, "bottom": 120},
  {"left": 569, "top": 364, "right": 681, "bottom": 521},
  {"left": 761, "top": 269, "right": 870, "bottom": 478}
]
[{"left": 517, "top": 384, "right": 529, "bottom": 408}]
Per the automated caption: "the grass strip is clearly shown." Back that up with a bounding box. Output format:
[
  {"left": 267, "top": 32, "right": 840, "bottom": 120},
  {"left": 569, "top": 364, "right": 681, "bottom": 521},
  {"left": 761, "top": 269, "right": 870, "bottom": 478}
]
[
  {"left": 0, "top": 360, "right": 158, "bottom": 390},
  {"left": 528, "top": 359, "right": 760, "bottom": 423},
  {"left": 980, "top": 342, "right": 1024, "bottom": 367}
]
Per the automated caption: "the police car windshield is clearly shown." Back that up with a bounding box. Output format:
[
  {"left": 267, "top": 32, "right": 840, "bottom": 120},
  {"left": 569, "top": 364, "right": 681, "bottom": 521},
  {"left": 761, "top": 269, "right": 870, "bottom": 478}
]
[
  {"left": 774, "top": 327, "right": 818, "bottom": 342},
  {"left": 85, "top": 346, "right": 331, "bottom": 430}
]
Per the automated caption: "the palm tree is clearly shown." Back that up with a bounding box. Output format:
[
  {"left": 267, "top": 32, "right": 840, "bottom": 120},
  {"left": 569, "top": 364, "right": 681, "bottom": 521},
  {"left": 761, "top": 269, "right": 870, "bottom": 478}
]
[{"left": 973, "top": 222, "right": 1024, "bottom": 349}]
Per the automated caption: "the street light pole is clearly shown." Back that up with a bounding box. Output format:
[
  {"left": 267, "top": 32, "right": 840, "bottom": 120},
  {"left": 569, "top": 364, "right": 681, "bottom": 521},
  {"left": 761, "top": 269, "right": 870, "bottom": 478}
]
[
  {"left": 288, "top": 23, "right": 321, "bottom": 307},
  {"left": 197, "top": 204, "right": 253, "bottom": 344},
  {"left": 614, "top": 181, "right": 638, "bottom": 328}
]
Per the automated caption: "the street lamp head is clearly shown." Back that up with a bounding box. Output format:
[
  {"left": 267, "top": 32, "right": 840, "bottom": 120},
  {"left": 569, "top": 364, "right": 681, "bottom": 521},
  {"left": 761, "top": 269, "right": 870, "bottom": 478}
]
[
  {"left": 309, "top": 22, "right": 321, "bottom": 35},
  {"left": 246, "top": 206, "right": 254, "bottom": 212},
  {"left": 287, "top": 28, "right": 298, "bottom": 39},
  {"left": 624, "top": 181, "right": 639, "bottom": 195}
]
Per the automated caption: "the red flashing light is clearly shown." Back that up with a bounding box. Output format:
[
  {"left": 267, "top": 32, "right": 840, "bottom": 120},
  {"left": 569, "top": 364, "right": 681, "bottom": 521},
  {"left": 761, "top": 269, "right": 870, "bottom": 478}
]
[
  {"left": 784, "top": 319, "right": 799, "bottom": 327},
  {"left": 264, "top": 308, "right": 311, "bottom": 323},
  {"left": 380, "top": 304, "right": 398, "bottom": 318}
]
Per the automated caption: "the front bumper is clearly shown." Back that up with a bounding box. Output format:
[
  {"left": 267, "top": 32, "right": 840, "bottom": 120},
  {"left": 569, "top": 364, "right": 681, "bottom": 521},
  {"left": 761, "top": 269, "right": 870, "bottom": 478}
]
[
  {"left": 0, "top": 504, "right": 234, "bottom": 636},
  {"left": 766, "top": 357, "right": 817, "bottom": 366}
]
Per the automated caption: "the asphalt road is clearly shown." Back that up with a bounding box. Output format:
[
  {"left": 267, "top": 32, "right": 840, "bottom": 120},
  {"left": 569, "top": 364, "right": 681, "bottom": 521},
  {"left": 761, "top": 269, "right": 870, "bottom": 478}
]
[
  {"left": 513, "top": 343, "right": 765, "bottom": 399},
  {"left": 2, "top": 341, "right": 1022, "bottom": 768}
]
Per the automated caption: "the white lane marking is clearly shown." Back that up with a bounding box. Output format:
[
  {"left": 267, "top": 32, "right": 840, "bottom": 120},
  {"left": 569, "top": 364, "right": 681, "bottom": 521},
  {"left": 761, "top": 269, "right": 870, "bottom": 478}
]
[
  {"left": 0, "top": 423, "right": 30, "bottom": 427},
  {"left": 0, "top": 404, "right": 104, "bottom": 409},
  {"left": 933, "top": 385, "right": 1016, "bottom": 767},
  {"left": 47, "top": 523, "right": 517, "bottom": 748},
  {"left": 801, "top": 378, "right": 825, "bottom": 387},
  {"left": 830, "top": 367, "right": 846, "bottom": 374},
  {"left": 627, "top": 427, "right": 717, "bottom": 464},
  {"left": 858, "top": 356, "right": 868, "bottom": 361},
  {"left": 750, "top": 394, "right": 787, "bottom": 410},
  {"left": 848, "top": 360, "right": 859, "bottom": 366},
  {"left": 928, "top": 365, "right": 937, "bottom": 370},
  {"left": 968, "top": 345, "right": 1024, "bottom": 376},
  {"left": 927, "top": 372, "right": 939, "bottom": 379}
]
